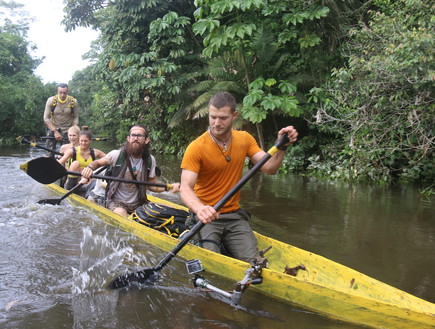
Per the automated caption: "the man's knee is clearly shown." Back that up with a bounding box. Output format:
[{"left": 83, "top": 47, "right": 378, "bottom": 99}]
[
  {"left": 113, "top": 207, "right": 128, "bottom": 217},
  {"left": 224, "top": 220, "right": 258, "bottom": 261},
  {"left": 199, "top": 224, "right": 223, "bottom": 253}
]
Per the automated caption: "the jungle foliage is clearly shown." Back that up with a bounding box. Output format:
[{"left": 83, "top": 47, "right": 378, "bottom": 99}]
[
  {"left": 0, "top": 2, "right": 59, "bottom": 143},
  {"left": 307, "top": 0, "right": 434, "bottom": 184},
  {"left": 1, "top": 0, "right": 433, "bottom": 186},
  {"left": 0, "top": 19, "right": 48, "bottom": 142}
]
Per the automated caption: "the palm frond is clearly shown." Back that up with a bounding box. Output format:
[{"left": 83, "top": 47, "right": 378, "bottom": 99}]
[
  {"left": 187, "top": 80, "right": 216, "bottom": 93},
  {"left": 168, "top": 106, "right": 189, "bottom": 128},
  {"left": 251, "top": 24, "right": 277, "bottom": 68},
  {"left": 191, "top": 92, "right": 213, "bottom": 111},
  {"left": 168, "top": 91, "right": 214, "bottom": 127},
  {"left": 193, "top": 104, "right": 210, "bottom": 119}
]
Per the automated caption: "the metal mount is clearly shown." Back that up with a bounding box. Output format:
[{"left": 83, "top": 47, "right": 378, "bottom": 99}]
[{"left": 186, "top": 246, "right": 272, "bottom": 305}]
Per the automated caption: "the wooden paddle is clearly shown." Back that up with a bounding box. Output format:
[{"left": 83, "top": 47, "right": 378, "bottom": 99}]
[
  {"left": 37, "top": 166, "right": 107, "bottom": 205},
  {"left": 107, "top": 134, "right": 290, "bottom": 289},
  {"left": 20, "top": 157, "right": 173, "bottom": 190},
  {"left": 17, "top": 136, "right": 63, "bottom": 156}
]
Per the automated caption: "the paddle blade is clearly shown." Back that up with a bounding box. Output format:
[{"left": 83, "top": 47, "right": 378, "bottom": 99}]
[
  {"left": 108, "top": 268, "right": 159, "bottom": 289},
  {"left": 37, "top": 198, "right": 62, "bottom": 205},
  {"left": 20, "top": 157, "right": 67, "bottom": 184}
]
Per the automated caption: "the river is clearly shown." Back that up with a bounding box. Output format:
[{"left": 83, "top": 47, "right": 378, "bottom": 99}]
[{"left": 1, "top": 142, "right": 434, "bottom": 329}]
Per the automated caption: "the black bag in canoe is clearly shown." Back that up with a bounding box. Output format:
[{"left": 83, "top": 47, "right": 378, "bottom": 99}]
[{"left": 130, "top": 202, "right": 189, "bottom": 237}]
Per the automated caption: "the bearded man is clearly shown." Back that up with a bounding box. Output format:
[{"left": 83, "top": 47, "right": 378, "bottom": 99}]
[{"left": 82, "top": 124, "right": 180, "bottom": 216}]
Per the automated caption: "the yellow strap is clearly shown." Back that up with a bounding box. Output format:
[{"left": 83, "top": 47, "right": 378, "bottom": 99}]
[{"left": 129, "top": 212, "right": 179, "bottom": 237}]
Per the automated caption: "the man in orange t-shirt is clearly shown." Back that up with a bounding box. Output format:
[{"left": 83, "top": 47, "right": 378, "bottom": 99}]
[{"left": 180, "top": 92, "right": 298, "bottom": 262}]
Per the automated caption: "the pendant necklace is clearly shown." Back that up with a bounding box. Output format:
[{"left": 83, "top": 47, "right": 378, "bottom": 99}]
[
  {"left": 130, "top": 157, "right": 142, "bottom": 171},
  {"left": 209, "top": 129, "right": 232, "bottom": 162}
]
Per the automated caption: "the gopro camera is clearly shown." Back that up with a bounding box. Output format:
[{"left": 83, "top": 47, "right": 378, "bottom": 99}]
[{"left": 186, "top": 259, "right": 204, "bottom": 274}]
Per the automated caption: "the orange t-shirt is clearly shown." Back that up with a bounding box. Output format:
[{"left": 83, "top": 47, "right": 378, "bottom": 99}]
[{"left": 181, "top": 130, "right": 262, "bottom": 213}]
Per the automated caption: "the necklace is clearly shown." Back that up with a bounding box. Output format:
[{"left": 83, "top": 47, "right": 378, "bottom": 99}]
[
  {"left": 209, "top": 129, "right": 232, "bottom": 151},
  {"left": 130, "top": 156, "right": 142, "bottom": 171},
  {"left": 209, "top": 130, "right": 232, "bottom": 162}
]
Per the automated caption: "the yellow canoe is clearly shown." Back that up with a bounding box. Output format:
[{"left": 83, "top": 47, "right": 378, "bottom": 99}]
[{"left": 46, "top": 183, "right": 435, "bottom": 329}]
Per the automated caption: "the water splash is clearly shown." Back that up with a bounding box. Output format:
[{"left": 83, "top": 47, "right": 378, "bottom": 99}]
[{"left": 71, "top": 227, "right": 134, "bottom": 294}]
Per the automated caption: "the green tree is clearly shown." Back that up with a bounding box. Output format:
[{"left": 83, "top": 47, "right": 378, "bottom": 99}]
[
  {"left": 0, "top": 20, "right": 45, "bottom": 142},
  {"left": 187, "top": 0, "right": 366, "bottom": 148},
  {"left": 308, "top": 0, "right": 434, "bottom": 184},
  {"left": 64, "top": 0, "right": 206, "bottom": 149}
]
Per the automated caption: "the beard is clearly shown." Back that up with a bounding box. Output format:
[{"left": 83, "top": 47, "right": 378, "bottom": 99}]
[{"left": 125, "top": 141, "right": 149, "bottom": 157}]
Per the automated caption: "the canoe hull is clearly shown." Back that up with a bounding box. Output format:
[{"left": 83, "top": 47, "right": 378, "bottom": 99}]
[{"left": 45, "top": 184, "right": 435, "bottom": 329}]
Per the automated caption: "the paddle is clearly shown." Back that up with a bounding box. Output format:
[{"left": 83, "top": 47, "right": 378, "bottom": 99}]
[
  {"left": 42, "top": 136, "right": 108, "bottom": 141},
  {"left": 17, "top": 136, "right": 63, "bottom": 156},
  {"left": 107, "top": 134, "right": 290, "bottom": 289},
  {"left": 20, "top": 157, "right": 174, "bottom": 190},
  {"left": 37, "top": 166, "right": 107, "bottom": 205}
]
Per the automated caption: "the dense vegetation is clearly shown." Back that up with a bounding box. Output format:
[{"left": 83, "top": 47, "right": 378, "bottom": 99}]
[
  {"left": 1, "top": 0, "right": 433, "bottom": 188},
  {"left": 0, "top": 2, "right": 54, "bottom": 141}
]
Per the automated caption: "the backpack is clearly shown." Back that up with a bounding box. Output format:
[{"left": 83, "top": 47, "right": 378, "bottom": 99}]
[{"left": 130, "top": 202, "right": 189, "bottom": 237}]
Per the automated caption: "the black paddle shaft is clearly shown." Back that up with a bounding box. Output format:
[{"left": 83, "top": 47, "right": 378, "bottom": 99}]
[
  {"left": 37, "top": 166, "right": 107, "bottom": 205},
  {"left": 108, "top": 134, "right": 290, "bottom": 289},
  {"left": 19, "top": 136, "right": 63, "bottom": 156},
  {"left": 21, "top": 157, "right": 170, "bottom": 189}
]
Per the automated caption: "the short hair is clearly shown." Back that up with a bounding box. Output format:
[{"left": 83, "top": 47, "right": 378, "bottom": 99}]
[
  {"left": 58, "top": 83, "right": 68, "bottom": 89},
  {"left": 129, "top": 124, "right": 148, "bottom": 137},
  {"left": 209, "top": 92, "right": 237, "bottom": 112}
]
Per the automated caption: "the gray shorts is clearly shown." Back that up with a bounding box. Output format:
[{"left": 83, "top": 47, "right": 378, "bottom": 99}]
[{"left": 196, "top": 208, "right": 258, "bottom": 262}]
